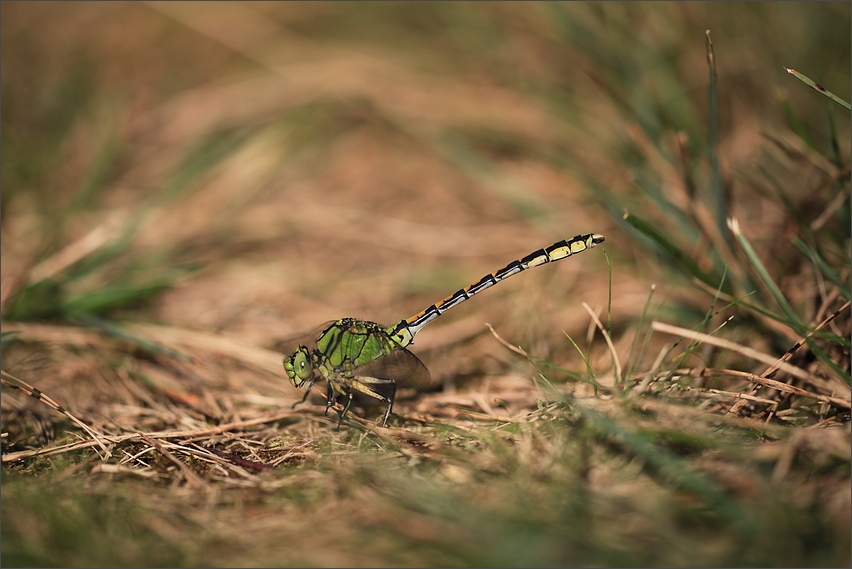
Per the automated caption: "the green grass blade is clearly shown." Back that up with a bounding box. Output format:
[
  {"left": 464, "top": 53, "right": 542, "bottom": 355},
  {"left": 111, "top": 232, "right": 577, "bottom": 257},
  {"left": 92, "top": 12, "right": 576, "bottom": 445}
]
[
  {"left": 791, "top": 236, "right": 849, "bottom": 301},
  {"left": 729, "top": 218, "right": 805, "bottom": 332},
  {"left": 574, "top": 402, "right": 747, "bottom": 527},
  {"left": 622, "top": 210, "right": 727, "bottom": 293},
  {"left": 70, "top": 104, "right": 122, "bottom": 211},
  {"left": 705, "top": 31, "right": 730, "bottom": 245},
  {"left": 63, "top": 281, "right": 175, "bottom": 317},
  {"left": 73, "top": 316, "right": 193, "bottom": 362},
  {"left": 785, "top": 67, "right": 852, "bottom": 111},
  {"left": 0, "top": 331, "right": 21, "bottom": 350},
  {"left": 624, "top": 285, "right": 656, "bottom": 384},
  {"left": 563, "top": 333, "right": 599, "bottom": 395},
  {"left": 2, "top": 280, "right": 63, "bottom": 321},
  {"left": 158, "top": 127, "right": 254, "bottom": 203},
  {"left": 780, "top": 92, "right": 817, "bottom": 150},
  {"left": 730, "top": 219, "right": 850, "bottom": 383},
  {"left": 828, "top": 102, "right": 842, "bottom": 166}
]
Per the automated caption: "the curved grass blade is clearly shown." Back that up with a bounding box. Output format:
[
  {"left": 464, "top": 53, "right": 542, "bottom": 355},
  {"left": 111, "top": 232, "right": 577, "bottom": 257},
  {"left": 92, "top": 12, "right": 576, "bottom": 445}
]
[
  {"left": 622, "top": 210, "right": 726, "bottom": 294},
  {"left": 791, "top": 235, "right": 848, "bottom": 301}
]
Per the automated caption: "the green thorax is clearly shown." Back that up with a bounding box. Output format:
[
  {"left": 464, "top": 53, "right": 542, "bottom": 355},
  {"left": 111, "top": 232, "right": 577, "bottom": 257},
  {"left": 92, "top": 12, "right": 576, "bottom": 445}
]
[{"left": 313, "top": 318, "right": 404, "bottom": 373}]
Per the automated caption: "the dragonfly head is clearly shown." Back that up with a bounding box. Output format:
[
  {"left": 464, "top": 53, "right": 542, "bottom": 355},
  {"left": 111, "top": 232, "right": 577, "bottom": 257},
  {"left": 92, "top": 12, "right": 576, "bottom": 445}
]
[{"left": 283, "top": 346, "right": 314, "bottom": 387}]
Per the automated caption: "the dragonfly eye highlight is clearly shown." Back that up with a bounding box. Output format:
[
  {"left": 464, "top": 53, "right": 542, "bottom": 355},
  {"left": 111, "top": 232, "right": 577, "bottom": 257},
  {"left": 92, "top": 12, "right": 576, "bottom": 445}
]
[{"left": 284, "top": 346, "right": 314, "bottom": 387}]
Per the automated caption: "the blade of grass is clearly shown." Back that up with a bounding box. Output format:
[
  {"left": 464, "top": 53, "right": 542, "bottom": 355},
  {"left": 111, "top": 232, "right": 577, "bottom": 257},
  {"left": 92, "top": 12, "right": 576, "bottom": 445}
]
[
  {"left": 652, "top": 321, "right": 851, "bottom": 404},
  {"left": 656, "top": 271, "right": 738, "bottom": 388},
  {"left": 582, "top": 302, "right": 622, "bottom": 390},
  {"left": 622, "top": 210, "right": 727, "bottom": 293},
  {"left": 605, "top": 247, "right": 613, "bottom": 339},
  {"left": 728, "top": 218, "right": 804, "bottom": 330},
  {"left": 705, "top": 31, "right": 730, "bottom": 246},
  {"left": 70, "top": 103, "right": 122, "bottom": 211},
  {"left": 63, "top": 281, "right": 175, "bottom": 317},
  {"left": 779, "top": 92, "right": 817, "bottom": 151},
  {"left": 784, "top": 67, "right": 851, "bottom": 111},
  {"left": 811, "top": 183, "right": 850, "bottom": 232},
  {"left": 624, "top": 284, "right": 656, "bottom": 383},
  {"left": 2, "top": 280, "right": 63, "bottom": 321},
  {"left": 27, "top": 218, "right": 122, "bottom": 285},
  {"left": 828, "top": 100, "right": 842, "bottom": 166},
  {"left": 484, "top": 316, "right": 606, "bottom": 396},
  {"left": 1, "top": 409, "right": 302, "bottom": 463},
  {"left": 761, "top": 300, "right": 851, "bottom": 378},
  {"left": 563, "top": 332, "right": 599, "bottom": 395},
  {"left": 72, "top": 316, "right": 193, "bottom": 363},
  {"left": 1, "top": 371, "right": 111, "bottom": 457},
  {"left": 729, "top": 218, "right": 850, "bottom": 381},
  {"left": 658, "top": 367, "right": 850, "bottom": 411},
  {"left": 791, "top": 235, "right": 849, "bottom": 301},
  {"left": 573, "top": 400, "right": 747, "bottom": 527}
]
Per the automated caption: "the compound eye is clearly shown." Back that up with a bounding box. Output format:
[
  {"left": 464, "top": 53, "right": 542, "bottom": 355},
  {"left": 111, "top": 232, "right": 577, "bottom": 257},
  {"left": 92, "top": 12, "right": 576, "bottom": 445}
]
[
  {"left": 293, "top": 347, "right": 313, "bottom": 381},
  {"left": 284, "top": 346, "right": 313, "bottom": 387}
]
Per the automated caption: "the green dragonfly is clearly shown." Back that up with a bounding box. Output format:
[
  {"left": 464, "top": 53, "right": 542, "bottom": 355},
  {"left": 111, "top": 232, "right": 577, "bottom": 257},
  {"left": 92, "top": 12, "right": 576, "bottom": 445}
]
[{"left": 283, "top": 232, "right": 605, "bottom": 427}]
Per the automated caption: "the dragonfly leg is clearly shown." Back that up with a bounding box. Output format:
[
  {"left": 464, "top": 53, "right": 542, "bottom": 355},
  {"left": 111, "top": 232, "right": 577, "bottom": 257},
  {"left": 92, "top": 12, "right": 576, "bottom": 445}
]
[
  {"left": 291, "top": 381, "right": 314, "bottom": 409},
  {"left": 323, "top": 381, "right": 337, "bottom": 416},
  {"left": 380, "top": 382, "right": 397, "bottom": 427},
  {"left": 337, "top": 392, "right": 354, "bottom": 430},
  {"left": 347, "top": 376, "right": 397, "bottom": 427},
  {"left": 323, "top": 379, "right": 356, "bottom": 428}
]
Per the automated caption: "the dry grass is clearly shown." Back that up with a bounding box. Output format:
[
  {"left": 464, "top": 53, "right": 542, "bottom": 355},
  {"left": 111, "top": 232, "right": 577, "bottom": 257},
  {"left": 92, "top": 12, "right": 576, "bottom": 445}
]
[{"left": 2, "top": 3, "right": 850, "bottom": 567}]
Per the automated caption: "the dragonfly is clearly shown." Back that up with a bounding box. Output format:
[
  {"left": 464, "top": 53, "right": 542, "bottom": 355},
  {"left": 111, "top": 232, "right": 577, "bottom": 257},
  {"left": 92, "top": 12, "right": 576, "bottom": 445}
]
[{"left": 283, "top": 232, "right": 605, "bottom": 427}]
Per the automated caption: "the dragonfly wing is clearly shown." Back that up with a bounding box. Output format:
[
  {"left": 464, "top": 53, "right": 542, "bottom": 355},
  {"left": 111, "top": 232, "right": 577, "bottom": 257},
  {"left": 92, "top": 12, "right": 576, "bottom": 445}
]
[
  {"left": 355, "top": 346, "right": 432, "bottom": 390},
  {"left": 273, "top": 320, "right": 337, "bottom": 354}
]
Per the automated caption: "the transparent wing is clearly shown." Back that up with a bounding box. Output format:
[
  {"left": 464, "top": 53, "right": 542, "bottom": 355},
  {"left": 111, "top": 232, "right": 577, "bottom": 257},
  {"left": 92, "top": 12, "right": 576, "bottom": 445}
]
[
  {"left": 273, "top": 320, "right": 336, "bottom": 354},
  {"left": 355, "top": 345, "right": 432, "bottom": 390}
]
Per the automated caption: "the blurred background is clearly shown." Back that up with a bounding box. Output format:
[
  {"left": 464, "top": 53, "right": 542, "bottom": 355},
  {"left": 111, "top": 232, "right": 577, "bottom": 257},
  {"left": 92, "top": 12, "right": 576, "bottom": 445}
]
[
  {"left": 3, "top": 1, "right": 847, "bottom": 339},
  {"left": 2, "top": 2, "right": 849, "bottom": 567}
]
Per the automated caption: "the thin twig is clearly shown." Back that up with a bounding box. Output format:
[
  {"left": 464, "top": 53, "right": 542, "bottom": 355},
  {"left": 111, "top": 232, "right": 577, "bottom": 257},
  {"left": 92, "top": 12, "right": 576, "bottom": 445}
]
[
  {"left": 583, "top": 302, "right": 622, "bottom": 388},
  {"left": 1, "top": 370, "right": 112, "bottom": 458},
  {"left": 653, "top": 367, "right": 849, "bottom": 410},
  {"left": 652, "top": 321, "right": 849, "bottom": 398},
  {"left": 728, "top": 300, "right": 850, "bottom": 415},
  {"left": 485, "top": 323, "right": 528, "bottom": 356},
  {"left": 2, "top": 409, "right": 302, "bottom": 462},
  {"left": 140, "top": 434, "right": 207, "bottom": 488}
]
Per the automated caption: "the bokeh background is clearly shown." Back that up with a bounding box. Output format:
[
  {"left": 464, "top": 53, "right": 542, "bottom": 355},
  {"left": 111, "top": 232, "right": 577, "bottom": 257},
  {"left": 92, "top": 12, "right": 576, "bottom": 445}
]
[{"left": 2, "top": 2, "right": 849, "bottom": 567}]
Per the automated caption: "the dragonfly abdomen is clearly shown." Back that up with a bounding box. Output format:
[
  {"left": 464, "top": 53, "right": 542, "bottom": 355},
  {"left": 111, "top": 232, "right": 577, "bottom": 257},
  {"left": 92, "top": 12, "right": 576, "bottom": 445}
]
[{"left": 386, "top": 233, "right": 604, "bottom": 346}]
